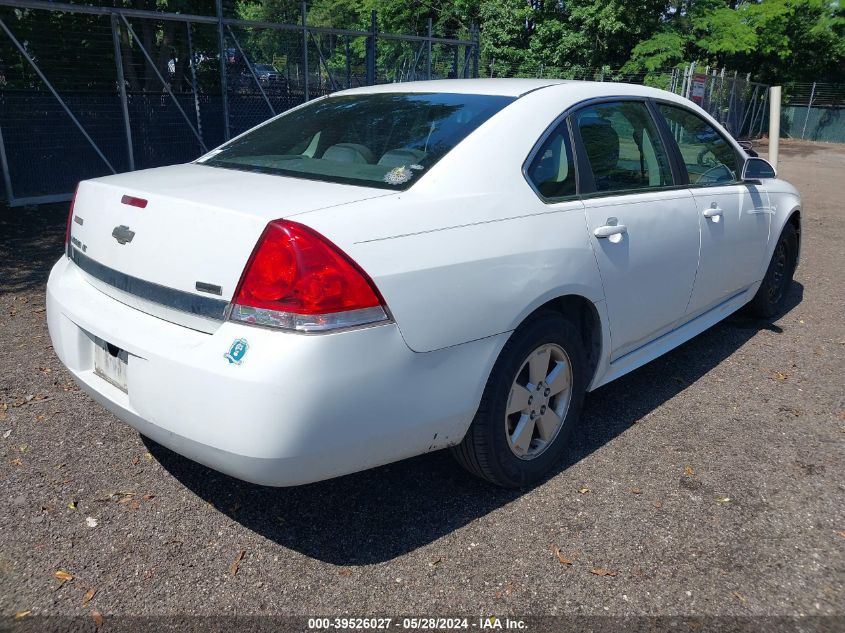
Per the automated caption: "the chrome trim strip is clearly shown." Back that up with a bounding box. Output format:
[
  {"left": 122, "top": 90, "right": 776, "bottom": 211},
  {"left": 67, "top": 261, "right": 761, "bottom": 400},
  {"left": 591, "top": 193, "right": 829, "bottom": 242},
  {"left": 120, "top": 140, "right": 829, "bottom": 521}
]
[
  {"left": 70, "top": 248, "right": 228, "bottom": 321},
  {"left": 229, "top": 304, "right": 390, "bottom": 333}
]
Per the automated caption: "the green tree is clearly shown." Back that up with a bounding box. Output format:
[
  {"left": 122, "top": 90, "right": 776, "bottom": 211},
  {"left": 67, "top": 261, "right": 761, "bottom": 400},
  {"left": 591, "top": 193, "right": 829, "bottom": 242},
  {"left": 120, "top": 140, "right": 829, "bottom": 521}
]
[{"left": 623, "top": 0, "right": 844, "bottom": 83}]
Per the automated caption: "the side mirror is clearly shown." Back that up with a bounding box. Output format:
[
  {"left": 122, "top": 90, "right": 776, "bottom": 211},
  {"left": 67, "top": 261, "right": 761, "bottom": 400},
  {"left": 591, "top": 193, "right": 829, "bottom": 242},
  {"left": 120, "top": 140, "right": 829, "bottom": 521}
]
[{"left": 742, "top": 157, "right": 776, "bottom": 181}]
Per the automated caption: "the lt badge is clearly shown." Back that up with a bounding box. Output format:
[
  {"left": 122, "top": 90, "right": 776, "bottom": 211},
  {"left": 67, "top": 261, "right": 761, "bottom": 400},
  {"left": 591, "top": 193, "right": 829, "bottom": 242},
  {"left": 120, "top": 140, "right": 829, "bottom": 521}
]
[{"left": 224, "top": 338, "right": 249, "bottom": 365}]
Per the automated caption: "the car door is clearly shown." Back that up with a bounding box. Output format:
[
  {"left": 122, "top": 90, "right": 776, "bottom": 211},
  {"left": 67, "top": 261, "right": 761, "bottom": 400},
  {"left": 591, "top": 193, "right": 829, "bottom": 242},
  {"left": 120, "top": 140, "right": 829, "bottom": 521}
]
[
  {"left": 655, "top": 103, "right": 771, "bottom": 318},
  {"left": 572, "top": 100, "right": 701, "bottom": 360}
]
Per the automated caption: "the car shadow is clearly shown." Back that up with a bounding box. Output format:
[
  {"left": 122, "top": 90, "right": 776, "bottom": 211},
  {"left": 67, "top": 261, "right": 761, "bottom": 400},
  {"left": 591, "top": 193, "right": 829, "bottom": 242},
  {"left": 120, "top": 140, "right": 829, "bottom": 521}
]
[
  {"left": 145, "top": 282, "right": 804, "bottom": 565},
  {"left": 0, "top": 203, "right": 68, "bottom": 295}
]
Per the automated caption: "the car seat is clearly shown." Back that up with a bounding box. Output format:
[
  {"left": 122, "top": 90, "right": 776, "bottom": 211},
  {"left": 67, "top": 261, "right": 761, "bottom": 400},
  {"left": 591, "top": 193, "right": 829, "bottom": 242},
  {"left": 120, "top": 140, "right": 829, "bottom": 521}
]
[
  {"left": 378, "top": 148, "right": 426, "bottom": 169},
  {"left": 322, "top": 143, "right": 375, "bottom": 164},
  {"left": 579, "top": 117, "right": 619, "bottom": 191}
]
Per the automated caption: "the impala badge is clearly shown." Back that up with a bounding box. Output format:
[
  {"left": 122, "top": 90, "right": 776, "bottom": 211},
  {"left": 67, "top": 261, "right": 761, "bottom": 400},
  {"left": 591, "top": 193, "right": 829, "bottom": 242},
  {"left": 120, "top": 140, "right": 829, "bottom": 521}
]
[{"left": 111, "top": 225, "right": 135, "bottom": 245}]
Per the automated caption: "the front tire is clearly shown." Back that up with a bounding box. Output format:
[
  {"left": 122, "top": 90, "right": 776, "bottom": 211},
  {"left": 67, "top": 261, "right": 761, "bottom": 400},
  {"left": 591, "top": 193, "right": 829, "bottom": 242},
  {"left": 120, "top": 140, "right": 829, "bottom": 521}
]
[
  {"left": 452, "top": 311, "right": 588, "bottom": 488},
  {"left": 746, "top": 223, "right": 798, "bottom": 318}
]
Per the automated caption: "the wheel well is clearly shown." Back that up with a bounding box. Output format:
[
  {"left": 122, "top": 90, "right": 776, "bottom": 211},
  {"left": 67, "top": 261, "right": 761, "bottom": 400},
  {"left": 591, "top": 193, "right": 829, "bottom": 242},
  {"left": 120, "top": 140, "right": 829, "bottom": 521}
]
[
  {"left": 787, "top": 209, "right": 801, "bottom": 236},
  {"left": 534, "top": 295, "right": 602, "bottom": 385},
  {"left": 787, "top": 209, "right": 801, "bottom": 266}
]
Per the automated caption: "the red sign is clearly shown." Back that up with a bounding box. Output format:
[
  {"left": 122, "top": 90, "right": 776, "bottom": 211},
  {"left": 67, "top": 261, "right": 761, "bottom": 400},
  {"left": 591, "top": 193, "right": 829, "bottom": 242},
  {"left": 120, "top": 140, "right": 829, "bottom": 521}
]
[{"left": 691, "top": 73, "right": 708, "bottom": 103}]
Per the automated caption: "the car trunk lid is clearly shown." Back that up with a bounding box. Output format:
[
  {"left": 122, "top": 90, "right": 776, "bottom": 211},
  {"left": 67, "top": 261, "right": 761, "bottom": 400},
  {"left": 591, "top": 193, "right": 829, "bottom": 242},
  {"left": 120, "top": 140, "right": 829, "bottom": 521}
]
[{"left": 68, "top": 163, "right": 394, "bottom": 331}]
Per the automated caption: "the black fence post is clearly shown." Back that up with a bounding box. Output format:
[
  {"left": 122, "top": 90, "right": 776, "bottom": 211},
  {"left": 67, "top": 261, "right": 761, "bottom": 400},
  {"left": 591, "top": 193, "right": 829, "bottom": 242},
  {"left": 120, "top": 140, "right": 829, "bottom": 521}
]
[
  {"left": 216, "top": 0, "right": 230, "bottom": 141},
  {"left": 345, "top": 36, "right": 351, "bottom": 88},
  {"left": 366, "top": 10, "right": 377, "bottom": 86},
  {"left": 471, "top": 22, "right": 479, "bottom": 78},
  {"left": 301, "top": 0, "right": 309, "bottom": 101},
  {"left": 426, "top": 18, "right": 432, "bottom": 80},
  {"left": 111, "top": 12, "right": 134, "bottom": 170},
  {"left": 186, "top": 22, "right": 204, "bottom": 147}
]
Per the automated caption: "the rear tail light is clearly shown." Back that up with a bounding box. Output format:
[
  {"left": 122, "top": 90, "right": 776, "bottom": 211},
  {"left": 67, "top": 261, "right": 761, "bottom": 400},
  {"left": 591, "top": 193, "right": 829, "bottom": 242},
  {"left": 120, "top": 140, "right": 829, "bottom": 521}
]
[
  {"left": 65, "top": 185, "right": 78, "bottom": 257},
  {"left": 229, "top": 219, "right": 389, "bottom": 332}
]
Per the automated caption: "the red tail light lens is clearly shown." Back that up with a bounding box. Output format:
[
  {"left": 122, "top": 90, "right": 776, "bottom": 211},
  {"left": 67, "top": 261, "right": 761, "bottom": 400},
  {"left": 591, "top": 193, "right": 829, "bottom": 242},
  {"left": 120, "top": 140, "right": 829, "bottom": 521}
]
[
  {"left": 230, "top": 220, "right": 388, "bottom": 332},
  {"left": 65, "top": 185, "right": 78, "bottom": 257},
  {"left": 121, "top": 195, "right": 148, "bottom": 208}
]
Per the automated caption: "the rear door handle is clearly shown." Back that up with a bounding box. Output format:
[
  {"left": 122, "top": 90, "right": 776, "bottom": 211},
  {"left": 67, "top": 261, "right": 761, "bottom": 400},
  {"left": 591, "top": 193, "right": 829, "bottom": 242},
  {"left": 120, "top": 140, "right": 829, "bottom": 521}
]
[
  {"left": 703, "top": 205, "right": 723, "bottom": 219},
  {"left": 594, "top": 220, "right": 627, "bottom": 238}
]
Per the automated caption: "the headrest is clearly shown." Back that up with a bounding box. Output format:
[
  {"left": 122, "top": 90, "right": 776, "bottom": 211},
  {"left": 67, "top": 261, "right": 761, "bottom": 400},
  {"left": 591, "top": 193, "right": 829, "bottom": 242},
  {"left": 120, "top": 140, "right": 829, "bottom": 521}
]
[
  {"left": 322, "top": 143, "right": 374, "bottom": 164},
  {"left": 579, "top": 117, "right": 619, "bottom": 175},
  {"left": 377, "top": 148, "right": 426, "bottom": 168}
]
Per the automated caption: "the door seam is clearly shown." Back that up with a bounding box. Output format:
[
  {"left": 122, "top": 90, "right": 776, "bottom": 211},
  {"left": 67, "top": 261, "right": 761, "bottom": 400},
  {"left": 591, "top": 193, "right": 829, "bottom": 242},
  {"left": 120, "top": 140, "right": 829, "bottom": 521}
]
[{"left": 682, "top": 187, "right": 704, "bottom": 315}]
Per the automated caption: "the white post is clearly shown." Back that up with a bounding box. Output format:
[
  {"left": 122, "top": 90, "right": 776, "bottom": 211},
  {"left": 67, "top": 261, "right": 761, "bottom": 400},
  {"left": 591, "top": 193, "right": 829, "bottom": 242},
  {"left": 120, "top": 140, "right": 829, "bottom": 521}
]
[
  {"left": 768, "top": 86, "right": 781, "bottom": 170},
  {"left": 685, "top": 61, "right": 696, "bottom": 98}
]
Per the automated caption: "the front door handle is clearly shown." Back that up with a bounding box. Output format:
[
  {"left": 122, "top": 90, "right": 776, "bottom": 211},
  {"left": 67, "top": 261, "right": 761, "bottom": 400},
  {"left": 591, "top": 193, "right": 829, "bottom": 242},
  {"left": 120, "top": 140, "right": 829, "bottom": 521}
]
[
  {"left": 594, "top": 218, "right": 627, "bottom": 239},
  {"left": 703, "top": 205, "right": 723, "bottom": 219}
]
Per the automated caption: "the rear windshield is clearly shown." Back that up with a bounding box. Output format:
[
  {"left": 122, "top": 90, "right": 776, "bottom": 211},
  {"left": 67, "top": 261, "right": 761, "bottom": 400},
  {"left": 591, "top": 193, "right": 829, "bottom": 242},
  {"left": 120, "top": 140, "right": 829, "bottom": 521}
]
[{"left": 199, "top": 93, "right": 514, "bottom": 190}]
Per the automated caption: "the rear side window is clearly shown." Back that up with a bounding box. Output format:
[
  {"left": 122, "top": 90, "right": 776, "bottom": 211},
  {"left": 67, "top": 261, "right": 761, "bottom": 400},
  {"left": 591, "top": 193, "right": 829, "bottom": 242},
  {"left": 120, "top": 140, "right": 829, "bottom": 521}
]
[
  {"left": 657, "top": 103, "right": 740, "bottom": 185},
  {"left": 199, "top": 93, "right": 514, "bottom": 190},
  {"left": 525, "top": 122, "right": 576, "bottom": 200},
  {"left": 574, "top": 101, "right": 673, "bottom": 194}
]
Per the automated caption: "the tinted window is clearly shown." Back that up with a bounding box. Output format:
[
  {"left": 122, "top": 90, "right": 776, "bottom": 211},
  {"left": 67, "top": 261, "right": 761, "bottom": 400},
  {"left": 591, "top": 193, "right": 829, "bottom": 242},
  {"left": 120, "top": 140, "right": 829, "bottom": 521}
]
[
  {"left": 200, "top": 93, "right": 514, "bottom": 190},
  {"left": 658, "top": 103, "right": 740, "bottom": 185},
  {"left": 574, "top": 101, "right": 673, "bottom": 194},
  {"left": 526, "top": 123, "right": 576, "bottom": 199}
]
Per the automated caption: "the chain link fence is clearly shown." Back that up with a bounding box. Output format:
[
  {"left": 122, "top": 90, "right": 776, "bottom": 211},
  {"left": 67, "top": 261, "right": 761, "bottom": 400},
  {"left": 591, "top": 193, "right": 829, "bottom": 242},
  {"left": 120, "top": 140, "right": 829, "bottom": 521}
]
[
  {"left": 671, "top": 66, "right": 771, "bottom": 140},
  {"left": 0, "top": 0, "right": 478, "bottom": 206},
  {"left": 0, "top": 9, "right": 126, "bottom": 202},
  {"left": 2, "top": 0, "right": 799, "bottom": 208},
  {"left": 781, "top": 82, "right": 845, "bottom": 143}
]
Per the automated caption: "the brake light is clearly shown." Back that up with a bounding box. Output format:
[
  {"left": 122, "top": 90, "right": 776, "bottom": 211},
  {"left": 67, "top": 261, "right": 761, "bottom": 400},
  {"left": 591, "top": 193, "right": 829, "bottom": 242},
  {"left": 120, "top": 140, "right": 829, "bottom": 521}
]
[
  {"left": 229, "top": 220, "right": 389, "bottom": 332},
  {"left": 65, "top": 185, "right": 78, "bottom": 257},
  {"left": 121, "top": 194, "right": 148, "bottom": 208}
]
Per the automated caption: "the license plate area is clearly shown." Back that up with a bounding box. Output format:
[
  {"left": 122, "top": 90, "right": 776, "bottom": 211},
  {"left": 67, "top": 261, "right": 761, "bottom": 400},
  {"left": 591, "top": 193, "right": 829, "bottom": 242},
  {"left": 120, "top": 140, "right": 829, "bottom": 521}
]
[{"left": 93, "top": 337, "right": 129, "bottom": 392}]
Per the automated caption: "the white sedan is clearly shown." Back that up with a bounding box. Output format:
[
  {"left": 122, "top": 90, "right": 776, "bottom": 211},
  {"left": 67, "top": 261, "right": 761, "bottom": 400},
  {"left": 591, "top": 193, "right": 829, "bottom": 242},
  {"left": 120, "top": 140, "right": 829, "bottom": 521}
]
[{"left": 47, "top": 79, "right": 801, "bottom": 488}]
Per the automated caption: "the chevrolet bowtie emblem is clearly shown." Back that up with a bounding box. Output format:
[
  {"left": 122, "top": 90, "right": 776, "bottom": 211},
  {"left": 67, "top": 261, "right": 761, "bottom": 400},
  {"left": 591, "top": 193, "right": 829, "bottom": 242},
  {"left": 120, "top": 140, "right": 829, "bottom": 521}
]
[{"left": 111, "top": 225, "right": 135, "bottom": 245}]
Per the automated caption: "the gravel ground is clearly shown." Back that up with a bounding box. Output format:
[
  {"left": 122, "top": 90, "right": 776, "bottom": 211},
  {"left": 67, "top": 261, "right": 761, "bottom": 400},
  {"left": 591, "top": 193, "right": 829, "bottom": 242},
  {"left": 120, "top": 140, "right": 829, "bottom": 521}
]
[{"left": 0, "top": 140, "right": 843, "bottom": 627}]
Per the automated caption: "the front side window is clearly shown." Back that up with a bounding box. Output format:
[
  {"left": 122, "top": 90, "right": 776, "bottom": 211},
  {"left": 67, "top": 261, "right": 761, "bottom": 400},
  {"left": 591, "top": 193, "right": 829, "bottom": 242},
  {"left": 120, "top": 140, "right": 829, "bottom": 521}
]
[
  {"left": 574, "top": 101, "right": 673, "bottom": 194},
  {"left": 525, "top": 122, "right": 576, "bottom": 200},
  {"left": 658, "top": 103, "right": 740, "bottom": 185},
  {"left": 199, "top": 93, "right": 514, "bottom": 190}
]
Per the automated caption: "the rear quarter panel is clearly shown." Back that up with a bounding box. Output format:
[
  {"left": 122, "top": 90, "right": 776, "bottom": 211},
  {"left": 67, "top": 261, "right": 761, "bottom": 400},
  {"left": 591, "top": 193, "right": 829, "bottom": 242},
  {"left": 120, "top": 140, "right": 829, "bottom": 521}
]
[{"left": 348, "top": 196, "right": 601, "bottom": 353}]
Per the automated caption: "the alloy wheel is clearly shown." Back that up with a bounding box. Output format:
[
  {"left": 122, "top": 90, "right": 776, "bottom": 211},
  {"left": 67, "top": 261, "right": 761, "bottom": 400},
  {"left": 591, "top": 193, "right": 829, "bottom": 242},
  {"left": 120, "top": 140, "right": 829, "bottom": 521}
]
[{"left": 505, "top": 343, "right": 573, "bottom": 460}]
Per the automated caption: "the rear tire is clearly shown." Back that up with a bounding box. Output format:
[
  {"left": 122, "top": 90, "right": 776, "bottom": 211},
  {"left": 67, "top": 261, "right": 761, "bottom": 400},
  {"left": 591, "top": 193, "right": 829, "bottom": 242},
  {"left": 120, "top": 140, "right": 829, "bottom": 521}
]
[
  {"left": 746, "top": 223, "right": 798, "bottom": 318},
  {"left": 452, "top": 311, "right": 588, "bottom": 488}
]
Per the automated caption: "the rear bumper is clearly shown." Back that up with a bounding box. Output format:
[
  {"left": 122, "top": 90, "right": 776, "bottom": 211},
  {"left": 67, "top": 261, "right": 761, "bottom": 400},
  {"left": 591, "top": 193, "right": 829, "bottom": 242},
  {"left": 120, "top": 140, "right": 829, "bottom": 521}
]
[{"left": 46, "top": 257, "right": 505, "bottom": 485}]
